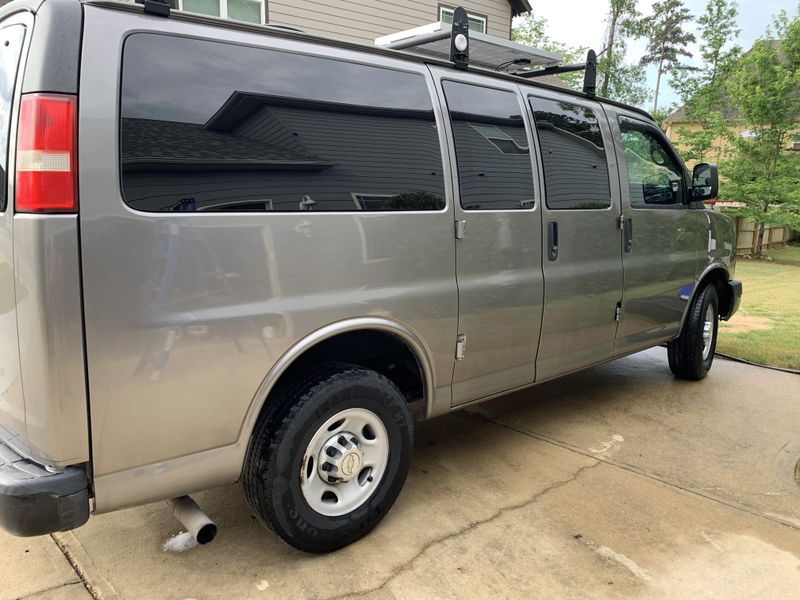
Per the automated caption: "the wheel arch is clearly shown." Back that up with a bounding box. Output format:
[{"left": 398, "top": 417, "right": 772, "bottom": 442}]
[
  {"left": 239, "top": 317, "right": 436, "bottom": 459},
  {"left": 678, "top": 264, "right": 732, "bottom": 334}
]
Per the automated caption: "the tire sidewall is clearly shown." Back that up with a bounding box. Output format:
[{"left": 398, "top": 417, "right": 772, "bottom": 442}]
[
  {"left": 700, "top": 286, "right": 719, "bottom": 373},
  {"left": 268, "top": 374, "right": 413, "bottom": 551}
]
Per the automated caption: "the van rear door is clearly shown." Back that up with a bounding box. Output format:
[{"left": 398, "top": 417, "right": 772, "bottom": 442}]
[{"left": 0, "top": 20, "right": 29, "bottom": 457}]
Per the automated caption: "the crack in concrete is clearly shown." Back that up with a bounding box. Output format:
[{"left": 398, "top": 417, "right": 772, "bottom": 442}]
[
  {"left": 323, "top": 460, "right": 600, "bottom": 600},
  {"left": 50, "top": 532, "right": 118, "bottom": 600},
  {"left": 468, "top": 412, "right": 800, "bottom": 532},
  {"left": 17, "top": 581, "right": 84, "bottom": 600}
]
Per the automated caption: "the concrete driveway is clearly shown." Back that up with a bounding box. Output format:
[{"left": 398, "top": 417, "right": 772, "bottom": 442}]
[{"left": 3, "top": 348, "right": 800, "bottom": 599}]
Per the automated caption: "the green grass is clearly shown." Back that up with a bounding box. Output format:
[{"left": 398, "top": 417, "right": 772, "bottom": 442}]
[
  {"left": 763, "top": 243, "right": 800, "bottom": 267},
  {"left": 716, "top": 246, "right": 800, "bottom": 370}
]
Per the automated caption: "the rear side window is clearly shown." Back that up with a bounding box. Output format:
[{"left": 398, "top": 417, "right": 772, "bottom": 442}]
[
  {"left": 0, "top": 25, "right": 25, "bottom": 211},
  {"left": 442, "top": 81, "right": 535, "bottom": 210},
  {"left": 120, "top": 34, "right": 445, "bottom": 212},
  {"left": 530, "top": 97, "right": 611, "bottom": 210}
]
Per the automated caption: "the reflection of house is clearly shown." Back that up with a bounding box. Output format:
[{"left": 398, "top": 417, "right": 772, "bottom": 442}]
[
  {"left": 119, "top": 0, "right": 530, "bottom": 42},
  {"left": 121, "top": 92, "right": 446, "bottom": 212}
]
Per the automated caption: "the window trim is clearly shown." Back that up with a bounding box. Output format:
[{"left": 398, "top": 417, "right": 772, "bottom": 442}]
[
  {"left": 617, "top": 115, "right": 689, "bottom": 210},
  {"left": 178, "top": 0, "right": 267, "bottom": 25},
  {"left": 529, "top": 94, "right": 614, "bottom": 212},
  {"left": 438, "top": 5, "right": 488, "bottom": 34}
]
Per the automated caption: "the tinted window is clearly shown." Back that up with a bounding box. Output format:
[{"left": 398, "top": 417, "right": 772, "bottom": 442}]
[
  {"left": 530, "top": 97, "right": 611, "bottom": 210},
  {"left": 0, "top": 25, "right": 25, "bottom": 211},
  {"left": 619, "top": 119, "right": 685, "bottom": 206},
  {"left": 443, "top": 81, "right": 534, "bottom": 210},
  {"left": 120, "top": 34, "right": 445, "bottom": 212}
]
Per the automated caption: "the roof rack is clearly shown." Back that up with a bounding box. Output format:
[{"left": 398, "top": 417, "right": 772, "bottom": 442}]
[{"left": 376, "top": 6, "right": 598, "bottom": 98}]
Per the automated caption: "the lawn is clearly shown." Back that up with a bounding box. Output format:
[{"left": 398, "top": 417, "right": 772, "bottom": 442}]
[{"left": 716, "top": 245, "right": 800, "bottom": 370}]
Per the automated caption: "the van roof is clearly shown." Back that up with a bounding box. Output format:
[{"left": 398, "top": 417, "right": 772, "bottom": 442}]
[{"left": 3, "top": 0, "right": 653, "bottom": 122}]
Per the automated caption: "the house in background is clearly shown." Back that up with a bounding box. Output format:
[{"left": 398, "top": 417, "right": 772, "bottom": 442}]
[{"left": 113, "top": 0, "right": 531, "bottom": 42}]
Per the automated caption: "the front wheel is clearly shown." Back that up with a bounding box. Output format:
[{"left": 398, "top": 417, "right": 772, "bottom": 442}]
[
  {"left": 667, "top": 284, "right": 719, "bottom": 380},
  {"left": 243, "top": 363, "right": 414, "bottom": 553}
]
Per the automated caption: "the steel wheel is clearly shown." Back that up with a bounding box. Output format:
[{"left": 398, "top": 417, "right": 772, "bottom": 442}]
[
  {"left": 300, "top": 408, "right": 389, "bottom": 517},
  {"left": 701, "top": 304, "right": 716, "bottom": 360}
]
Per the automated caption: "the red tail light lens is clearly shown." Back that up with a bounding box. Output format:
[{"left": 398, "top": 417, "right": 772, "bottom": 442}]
[{"left": 15, "top": 93, "right": 77, "bottom": 213}]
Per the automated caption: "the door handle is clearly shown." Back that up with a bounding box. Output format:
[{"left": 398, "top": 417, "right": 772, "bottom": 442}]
[
  {"left": 623, "top": 217, "right": 633, "bottom": 253},
  {"left": 547, "top": 220, "right": 558, "bottom": 261}
]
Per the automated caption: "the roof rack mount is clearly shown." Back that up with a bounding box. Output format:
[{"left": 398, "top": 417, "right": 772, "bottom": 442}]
[{"left": 376, "top": 6, "right": 598, "bottom": 98}]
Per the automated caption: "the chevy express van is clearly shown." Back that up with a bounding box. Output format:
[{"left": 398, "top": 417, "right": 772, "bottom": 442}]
[{"left": 0, "top": 0, "right": 741, "bottom": 552}]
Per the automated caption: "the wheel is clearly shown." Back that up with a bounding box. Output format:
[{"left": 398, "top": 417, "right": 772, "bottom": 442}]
[
  {"left": 667, "top": 284, "right": 719, "bottom": 380},
  {"left": 243, "top": 363, "right": 414, "bottom": 553}
]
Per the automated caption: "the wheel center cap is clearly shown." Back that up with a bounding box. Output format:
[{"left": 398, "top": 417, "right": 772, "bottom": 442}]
[{"left": 318, "top": 431, "right": 364, "bottom": 483}]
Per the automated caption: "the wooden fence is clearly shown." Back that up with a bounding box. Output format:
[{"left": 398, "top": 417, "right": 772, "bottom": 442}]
[{"left": 734, "top": 218, "right": 795, "bottom": 254}]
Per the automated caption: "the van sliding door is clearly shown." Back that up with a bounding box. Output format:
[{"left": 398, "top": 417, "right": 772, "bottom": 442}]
[
  {"left": 528, "top": 92, "right": 624, "bottom": 381},
  {"left": 433, "top": 70, "right": 544, "bottom": 406}
]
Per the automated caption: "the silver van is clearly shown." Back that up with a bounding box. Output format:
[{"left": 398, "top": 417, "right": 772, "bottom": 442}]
[{"left": 0, "top": 0, "right": 741, "bottom": 552}]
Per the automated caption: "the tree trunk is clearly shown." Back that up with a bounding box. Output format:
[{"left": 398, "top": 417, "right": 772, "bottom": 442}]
[
  {"left": 652, "top": 55, "right": 664, "bottom": 114},
  {"left": 600, "top": 10, "right": 618, "bottom": 97},
  {"left": 754, "top": 222, "right": 766, "bottom": 259}
]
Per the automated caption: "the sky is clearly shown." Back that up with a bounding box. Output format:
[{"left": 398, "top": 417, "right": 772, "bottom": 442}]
[{"left": 516, "top": 0, "right": 796, "bottom": 111}]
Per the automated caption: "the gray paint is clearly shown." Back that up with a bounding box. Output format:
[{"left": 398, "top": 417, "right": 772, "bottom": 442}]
[{"left": 0, "top": 1, "right": 740, "bottom": 523}]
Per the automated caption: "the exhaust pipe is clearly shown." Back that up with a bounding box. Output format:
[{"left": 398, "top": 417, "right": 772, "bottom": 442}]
[{"left": 168, "top": 496, "right": 217, "bottom": 545}]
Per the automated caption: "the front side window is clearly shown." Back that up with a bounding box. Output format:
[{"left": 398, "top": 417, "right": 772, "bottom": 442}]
[
  {"left": 619, "top": 118, "right": 685, "bottom": 207},
  {"left": 120, "top": 34, "right": 445, "bottom": 212},
  {"left": 439, "top": 7, "right": 487, "bottom": 33},
  {"left": 0, "top": 25, "right": 25, "bottom": 211},
  {"left": 443, "top": 81, "right": 534, "bottom": 210},
  {"left": 180, "top": 0, "right": 263, "bottom": 25},
  {"left": 530, "top": 97, "right": 611, "bottom": 210}
]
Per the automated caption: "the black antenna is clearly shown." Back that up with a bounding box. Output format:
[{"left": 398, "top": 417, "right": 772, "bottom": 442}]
[
  {"left": 583, "top": 49, "right": 597, "bottom": 98},
  {"left": 449, "top": 6, "right": 470, "bottom": 70}
]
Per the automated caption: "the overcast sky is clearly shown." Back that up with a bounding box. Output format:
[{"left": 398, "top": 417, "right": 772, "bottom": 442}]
[{"left": 517, "top": 0, "right": 796, "bottom": 111}]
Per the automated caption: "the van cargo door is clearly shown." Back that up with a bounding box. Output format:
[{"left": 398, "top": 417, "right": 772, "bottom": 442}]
[
  {"left": 436, "top": 73, "right": 544, "bottom": 406},
  {"left": 0, "top": 23, "right": 28, "bottom": 456}
]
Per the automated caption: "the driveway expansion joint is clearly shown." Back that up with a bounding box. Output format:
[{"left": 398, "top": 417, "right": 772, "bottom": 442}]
[{"left": 323, "top": 460, "right": 601, "bottom": 600}]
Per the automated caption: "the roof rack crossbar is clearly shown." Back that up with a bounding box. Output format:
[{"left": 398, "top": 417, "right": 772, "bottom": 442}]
[{"left": 515, "top": 49, "right": 598, "bottom": 98}]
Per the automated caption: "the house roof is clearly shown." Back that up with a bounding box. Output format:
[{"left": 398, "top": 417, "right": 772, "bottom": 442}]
[
  {"left": 121, "top": 117, "right": 335, "bottom": 170},
  {"left": 507, "top": 0, "right": 532, "bottom": 16}
]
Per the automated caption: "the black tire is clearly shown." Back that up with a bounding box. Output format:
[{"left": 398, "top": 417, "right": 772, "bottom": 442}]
[
  {"left": 667, "top": 284, "right": 719, "bottom": 380},
  {"left": 243, "top": 362, "right": 414, "bottom": 553}
]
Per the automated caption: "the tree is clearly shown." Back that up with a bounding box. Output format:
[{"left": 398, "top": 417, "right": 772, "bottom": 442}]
[
  {"left": 511, "top": 13, "right": 586, "bottom": 89},
  {"left": 671, "top": 0, "right": 741, "bottom": 162},
  {"left": 720, "top": 11, "right": 800, "bottom": 258},
  {"left": 598, "top": 0, "right": 648, "bottom": 104},
  {"left": 638, "top": 0, "right": 696, "bottom": 113}
]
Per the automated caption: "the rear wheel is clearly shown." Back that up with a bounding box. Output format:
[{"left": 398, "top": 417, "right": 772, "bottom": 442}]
[
  {"left": 667, "top": 284, "right": 719, "bottom": 380},
  {"left": 243, "top": 363, "right": 413, "bottom": 553}
]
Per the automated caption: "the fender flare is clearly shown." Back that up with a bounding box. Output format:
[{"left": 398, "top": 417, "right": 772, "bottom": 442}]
[
  {"left": 238, "top": 316, "right": 437, "bottom": 450},
  {"left": 677, "top": 262, "right": 730, "bottom": 333}
]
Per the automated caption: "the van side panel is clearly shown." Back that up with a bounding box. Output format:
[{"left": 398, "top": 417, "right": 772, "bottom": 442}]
[
  {"left": 79, "top": 7, "right": 457, "bottom": 511},
  {"left": 13, "top": 215, "right": 89, "bottom": 466}
]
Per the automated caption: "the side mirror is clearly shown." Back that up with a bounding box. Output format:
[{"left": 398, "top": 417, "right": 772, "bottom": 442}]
[{"left": 692, "top": 163, "right": 718, "bottom": 201}]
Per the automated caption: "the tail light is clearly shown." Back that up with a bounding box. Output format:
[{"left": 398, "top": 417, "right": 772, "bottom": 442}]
[{"left": 15, "top": 93, "right": 77, "bottom": 213}]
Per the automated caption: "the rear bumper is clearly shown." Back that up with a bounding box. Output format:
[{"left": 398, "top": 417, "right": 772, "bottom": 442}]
[
  {"left": 721, "top": 279, "right": 743, "bottom": 321},
  {"left": 0, "top": 439, "right": 89, "bottom": 536}
]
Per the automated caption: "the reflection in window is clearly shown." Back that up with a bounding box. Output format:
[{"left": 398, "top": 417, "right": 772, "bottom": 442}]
[
  {"left": 0, "top": 25, "right": 25, "bottom": 211},
  {"left": 120, "top": 34, "right": 445, "bottom": 212},
  {"left": 530, "top": 97, "right": 611, "bottom": 210},
  {"left": 619, "top": 120, "right": 684, "bottom": 206},
  {"left": 443, "top": 82, "right": 535, "bottom": 210}
]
